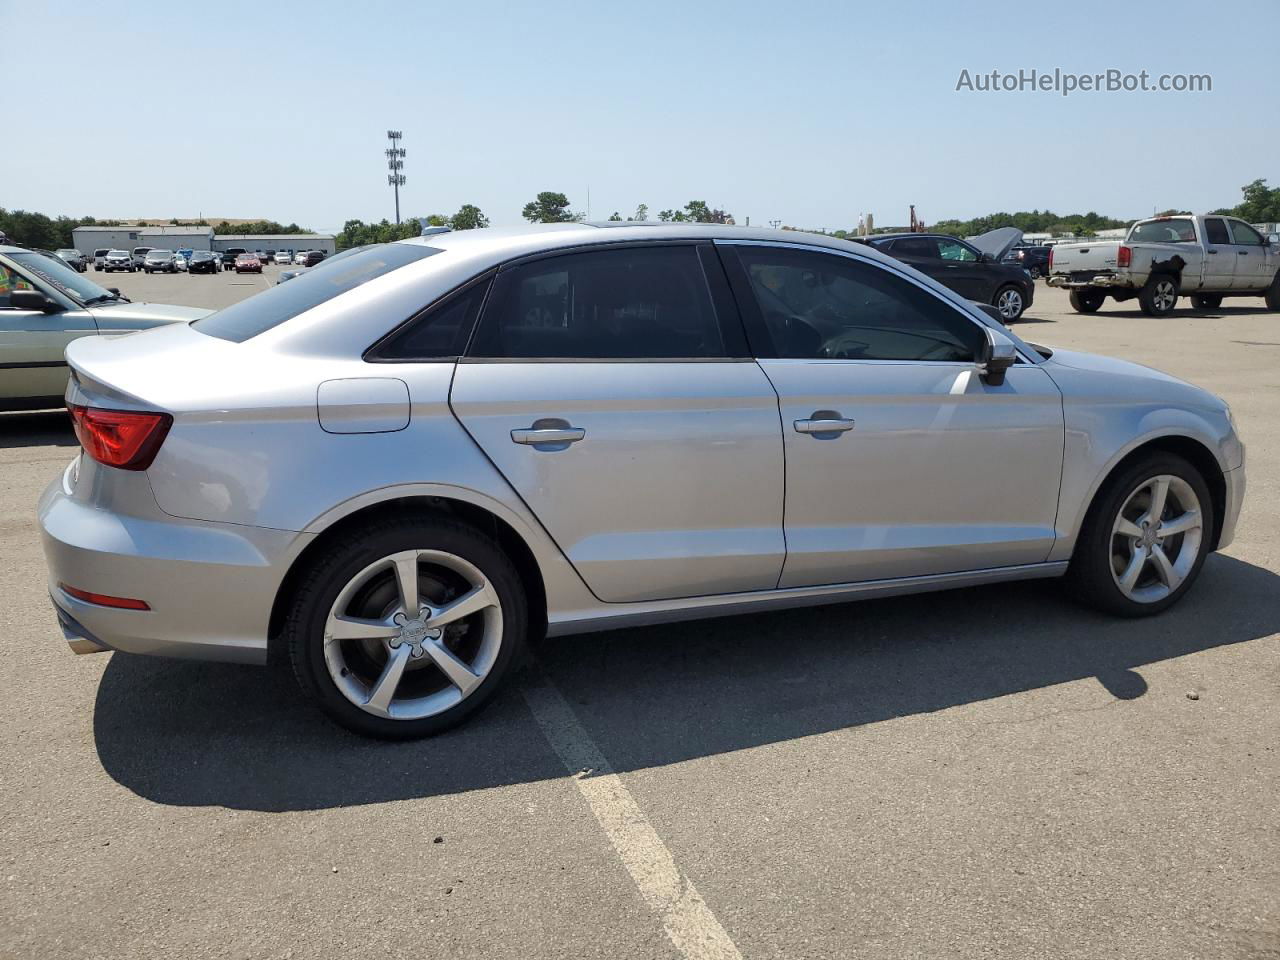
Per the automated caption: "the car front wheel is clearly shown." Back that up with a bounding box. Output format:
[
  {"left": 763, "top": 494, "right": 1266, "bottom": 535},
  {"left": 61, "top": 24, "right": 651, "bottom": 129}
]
[
  {"left": 1067, "top": 453, "right": 1214, "bottom": 616},
  {"left": 285, "top": 515, "right": 528, "bottom": 739}
]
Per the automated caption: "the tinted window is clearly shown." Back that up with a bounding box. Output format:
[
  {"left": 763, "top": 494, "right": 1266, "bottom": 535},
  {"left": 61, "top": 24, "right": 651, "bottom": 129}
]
[
  {"left": 891, "top": 236, "right": 939, "bottom": 258},
  {"left": 937, "top": 238, "right": 978, "bottom": 262},
  {"left": 1227, "top": 219, "right": 1263, "bottom": 245},
  {"left": 468, "top": 245, "right": 727, "bottom": 359},
  {"left": 194, "top": 243, "right": 441, "bottom": 342},
  {"left": 1204, "top": 218, "right": 1231, "bottom": 245},
  {"left": 370, "top": 276, "right": 491, "bottom": 360},
  {"left": 735, "top": 247, "right": 984, "bottom": 362}
]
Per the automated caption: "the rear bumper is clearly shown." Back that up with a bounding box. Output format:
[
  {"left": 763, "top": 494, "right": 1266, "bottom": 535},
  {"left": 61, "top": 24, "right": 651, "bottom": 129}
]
[
  {"left": 39, "top": 464, "right": 311, "bottom": 664},
  {"left": 1047, "top": 273, "right": 1137, "bottom": 289}
]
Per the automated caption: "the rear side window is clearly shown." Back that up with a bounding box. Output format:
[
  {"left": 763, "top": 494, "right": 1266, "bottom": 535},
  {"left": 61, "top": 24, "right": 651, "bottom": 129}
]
[
  {"left": 892, "top": 236, "right": 939, "bottom": 258},
  {"left": 1204, "top": 218, "right": 1231, "bottom": 245},
  {"left": 732, "top": 246, "right": 984, "bottom": 363},
  {"left": 467, "top": 245, "right": 729, "bottom": 359},
  {"left": 368, "top": 275, "right": 492, "bottom": 361},
  {"left": 194, "top": 243, "right": 441, "bottom": 342}
]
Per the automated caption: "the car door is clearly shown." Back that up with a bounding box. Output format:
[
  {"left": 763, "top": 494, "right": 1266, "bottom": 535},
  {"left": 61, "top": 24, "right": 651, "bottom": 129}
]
[
  {"left": 1225, "top": 219, "right": 1270, "bottom": 290},
  {"left": 934, "top": 237, "right": 992, "bottom": 300},
  {"left": 0, "top": 260, "right": 97, "bottom": 406},
  {"left": 1201, "top": 217, "right": 1235, "bottom": 291},
  {"left": 719, "top": 241, "right": 1065, "bottom": 588},
  {"left": 449, "top": 242, "right": 786, "bottom": 603}
]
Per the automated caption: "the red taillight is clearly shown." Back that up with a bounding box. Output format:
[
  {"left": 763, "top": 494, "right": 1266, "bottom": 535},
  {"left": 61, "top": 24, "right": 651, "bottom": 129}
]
[
  {"left": 1048, "top": 247, "right": 1054, "bottom": 270},
  {"left": 1117, "top": 245, "right": 1132, "bottom": 268},
  {"left": 67, "top": 404, "right": 172, "bottom": 470},
  {"left": 58, "top": 583, "right": 151, "bottom": 610}
]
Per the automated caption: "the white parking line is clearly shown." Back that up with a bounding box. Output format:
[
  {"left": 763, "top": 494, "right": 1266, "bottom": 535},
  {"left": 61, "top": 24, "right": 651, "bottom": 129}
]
[{"left": 521, "top": 670, "right": 742, "bottom": 960}]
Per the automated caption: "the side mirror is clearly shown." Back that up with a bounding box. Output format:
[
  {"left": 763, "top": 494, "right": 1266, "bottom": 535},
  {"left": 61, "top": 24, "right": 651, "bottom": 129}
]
[
  {"left": 978, "top": 251, "right": 995, "bottom": 263},
  {"left": 9, "top": 289, "right": 62, "bottom": 314},
  {"left": 977, "top": 326, "right": 1017, "bottom": 386}
]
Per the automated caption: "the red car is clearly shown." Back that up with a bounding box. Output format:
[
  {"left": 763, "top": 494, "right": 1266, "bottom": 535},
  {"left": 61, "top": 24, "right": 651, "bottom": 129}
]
[{"left": 234, "top": 253, "right": 262, "bottom": 274}]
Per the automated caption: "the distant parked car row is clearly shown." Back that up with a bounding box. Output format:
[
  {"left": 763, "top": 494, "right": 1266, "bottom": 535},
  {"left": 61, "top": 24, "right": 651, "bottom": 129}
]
[{"left": 86, "top": 245, "right": 328, "bottom": 275}]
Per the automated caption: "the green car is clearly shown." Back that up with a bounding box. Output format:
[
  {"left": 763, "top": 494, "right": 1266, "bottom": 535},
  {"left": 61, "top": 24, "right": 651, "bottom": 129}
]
[{"left": 0, "top": 244, "right": 210, "bottom": 411}]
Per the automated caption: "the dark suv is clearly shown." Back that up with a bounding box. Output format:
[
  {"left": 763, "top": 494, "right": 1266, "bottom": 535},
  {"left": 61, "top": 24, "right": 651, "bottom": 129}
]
[
  {"left": 301, "top": 250, "right": 326, "bottom": 267},
  {"left": 860, "top": 232, "right": 1034, "bottom": 322},
  {"left": 1003, "top": 244, "right": 1051, "bottom": 279}
]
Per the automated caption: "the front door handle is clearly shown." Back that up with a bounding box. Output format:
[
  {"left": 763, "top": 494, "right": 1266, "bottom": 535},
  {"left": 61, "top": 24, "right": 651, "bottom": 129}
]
[
  {"left": 1238, "top": 251, "right": 1249, "bottom": 256},
  {"left": 511, "top": 418, "right": 585, "bottom": 450},
  {"left": 794, "top": 411, "right": 855, "bottom": 438}
]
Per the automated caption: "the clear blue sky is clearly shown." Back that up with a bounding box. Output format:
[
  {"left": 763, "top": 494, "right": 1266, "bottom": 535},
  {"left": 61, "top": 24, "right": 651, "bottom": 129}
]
[{"left": 5, "top": 0, "right": 1276, "bottom": 232}]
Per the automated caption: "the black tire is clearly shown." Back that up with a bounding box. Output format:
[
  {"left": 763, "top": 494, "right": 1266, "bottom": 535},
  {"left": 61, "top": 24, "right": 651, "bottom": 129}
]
[
  {"left": 1028, "top": 266, "right": 1042, "bottom": 279},
  {"left": 1066, "top": 452, "right": 1215, "bottom": 617},
  {"left": 1138, "top": 274, "right": 1179, "bottom": 317},
  {"left": 1190, "top": 294, "right": 1223, "bottom": 310},
  {"left": 1265, "top": 276, "right": 1280, "bottom": 312},
  {"left": 993, "top": 284, "right": 1026, "bottom": 322},
  {"left": 1069, "top": 289, "right": 1105, "bottom": 313},
  {"left": 284, "top": 514, "right": 528, "bottom": 739}
]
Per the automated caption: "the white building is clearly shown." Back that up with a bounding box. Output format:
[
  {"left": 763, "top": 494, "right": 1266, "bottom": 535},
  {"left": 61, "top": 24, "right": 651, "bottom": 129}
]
[
  {"left": 71, "top": 224, "right": 215, "bottom": 253},
  {"left": 70, "top": 225, "right": 334, "bottom": 256}
]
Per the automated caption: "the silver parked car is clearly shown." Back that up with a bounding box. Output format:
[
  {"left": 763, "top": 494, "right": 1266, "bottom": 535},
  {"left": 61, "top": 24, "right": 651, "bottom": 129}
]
[
  {"left": 39, "top": 224, "right": 1246, "bottom": 739},
  {"left": 1, "top": 244, "right": 210, "bottom": 410}
]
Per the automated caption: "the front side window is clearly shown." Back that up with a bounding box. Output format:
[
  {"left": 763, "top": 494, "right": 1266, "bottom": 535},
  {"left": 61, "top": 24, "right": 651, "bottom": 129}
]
[
  {"left": 734, "top": 247, "right": 984, "bottom": 362},
  {"left": 1227, "top": 219, "right": 1263, "bottom": 246},
  {"left": 937, "top": 238, "right": 978, "bottom": 262},
  {"left": 468, "top": 245, "right": 728, "bottom": 359},
  {"left": 0, "top": 262, "right": 35, "bottom": 309}
]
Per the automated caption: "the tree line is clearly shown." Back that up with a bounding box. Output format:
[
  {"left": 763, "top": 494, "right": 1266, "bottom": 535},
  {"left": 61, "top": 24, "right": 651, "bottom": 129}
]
[{"left": 6, "top": 179, "right": 1276, "bottom": 252}]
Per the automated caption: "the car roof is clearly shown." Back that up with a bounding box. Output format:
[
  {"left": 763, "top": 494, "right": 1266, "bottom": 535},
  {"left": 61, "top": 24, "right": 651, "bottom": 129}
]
[{"left": 395, "top": 222, "right": 880, "bottom": 265}]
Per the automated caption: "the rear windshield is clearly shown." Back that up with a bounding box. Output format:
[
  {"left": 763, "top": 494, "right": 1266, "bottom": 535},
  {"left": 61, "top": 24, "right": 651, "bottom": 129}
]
[
  {"left": 1128, "top": 218, "right": 1196, "bottom": 243},
  {"left": 194, "top": 243, "right": 441, "bottom": 342}
]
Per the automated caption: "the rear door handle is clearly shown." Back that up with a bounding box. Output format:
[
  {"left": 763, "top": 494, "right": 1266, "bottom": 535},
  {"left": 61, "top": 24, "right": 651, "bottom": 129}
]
[
  {"left": 511, "top": 420, "right": 585, "bottom": 449},
  {"left": 794, "top": 412, "right": 855, "bottom": 437},
  {"left": 1238, "top": 251, "right": 1249, "bottom": 256}
]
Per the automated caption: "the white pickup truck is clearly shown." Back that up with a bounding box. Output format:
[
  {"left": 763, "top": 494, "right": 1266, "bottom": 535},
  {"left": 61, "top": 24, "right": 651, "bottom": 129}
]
[{"left": 1047, "top": 214, "right": 1280, "bottom": 316}]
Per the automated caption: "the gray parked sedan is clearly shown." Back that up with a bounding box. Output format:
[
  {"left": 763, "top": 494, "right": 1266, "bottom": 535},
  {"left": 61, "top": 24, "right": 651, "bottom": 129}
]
[
  {"left": 0, "top": 244, "right": 210, "bottom": 411},
  {"left": 39, "top": 224, "right": 1246, "bottom": 739}
]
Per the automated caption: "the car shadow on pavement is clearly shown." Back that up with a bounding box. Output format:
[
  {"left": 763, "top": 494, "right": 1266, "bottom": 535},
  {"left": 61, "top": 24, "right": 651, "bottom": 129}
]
[
  {"left": 93, "top": 552, "right": 1280, "bottom": 812},
  {"left": 0, "top": 410, "right": 75, "bottom": 448}
]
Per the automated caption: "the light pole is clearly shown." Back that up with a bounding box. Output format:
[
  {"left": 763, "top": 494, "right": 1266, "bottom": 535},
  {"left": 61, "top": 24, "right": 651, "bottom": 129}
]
[{"left": 386, "top": 130, "right": 406, "bottom": 225}]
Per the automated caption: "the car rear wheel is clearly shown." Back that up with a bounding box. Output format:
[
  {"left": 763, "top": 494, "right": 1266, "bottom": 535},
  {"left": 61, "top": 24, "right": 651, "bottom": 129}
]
[
  {"left": 1069, "top": 289, "right": 1105, "bottom": 313},
  {"left": 1139, "top": 275, "right": 1179, "bottom": 317},
  {"left": 994, "top": 284, "right": 1026, "bottom": 321},
  {"left": 285, "top": 515, "right": 528, "bottom": 739},
  {"left": 1067, "top": 453, "right": 1214, "bottom": 616}
]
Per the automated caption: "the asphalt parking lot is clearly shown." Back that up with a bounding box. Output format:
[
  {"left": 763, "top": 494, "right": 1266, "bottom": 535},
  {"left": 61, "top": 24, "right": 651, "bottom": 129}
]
[{"left": 1, "top": 276, "right": 1277, "bottom": 959}]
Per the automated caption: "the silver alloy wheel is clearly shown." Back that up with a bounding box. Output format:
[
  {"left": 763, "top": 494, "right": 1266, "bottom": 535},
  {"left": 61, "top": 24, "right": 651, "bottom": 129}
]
[
  {"left": 322, "top": 550, "right": 503, "bottom": 720},
  {"left": 997, "top": 288, "right": 1023, "bottom": 319},
  {"left": 1109, "top": 474, "right": 1203, "bottom": 603},
  {"left": 1152, "top": 279, "right": 1177, "bottom": 312}
]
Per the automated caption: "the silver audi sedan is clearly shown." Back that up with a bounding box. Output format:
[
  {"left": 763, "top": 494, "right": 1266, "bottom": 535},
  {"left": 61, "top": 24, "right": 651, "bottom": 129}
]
[{"left": 39, "top": 224, "right": 1246, "bottom": 738}]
